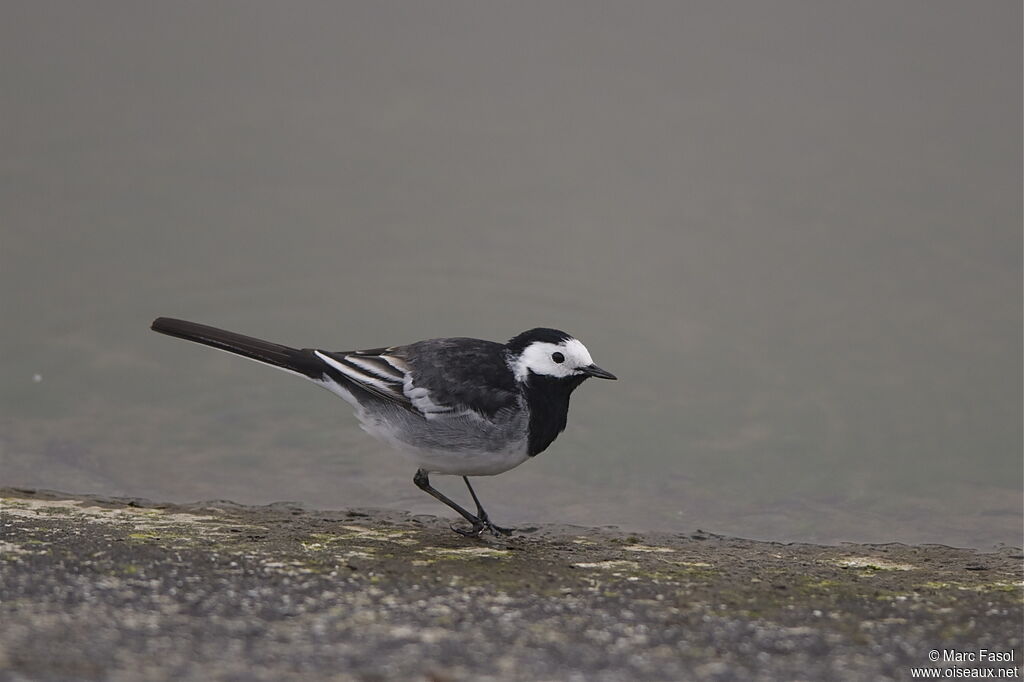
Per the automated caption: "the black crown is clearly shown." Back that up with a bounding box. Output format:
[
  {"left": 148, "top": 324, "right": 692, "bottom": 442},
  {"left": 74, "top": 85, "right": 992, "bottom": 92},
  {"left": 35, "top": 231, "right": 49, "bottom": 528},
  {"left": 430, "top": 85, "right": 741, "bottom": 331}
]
[{"left": 506, "top": 328, "right": 574, "bottom": 354}]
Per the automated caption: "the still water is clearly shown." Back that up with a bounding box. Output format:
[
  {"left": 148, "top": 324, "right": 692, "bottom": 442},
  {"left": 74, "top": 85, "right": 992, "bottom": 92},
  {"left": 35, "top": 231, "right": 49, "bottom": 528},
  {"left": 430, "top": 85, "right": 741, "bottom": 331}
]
[{"left": 2, "top": 3, "right": 1020, "bottom": 548}]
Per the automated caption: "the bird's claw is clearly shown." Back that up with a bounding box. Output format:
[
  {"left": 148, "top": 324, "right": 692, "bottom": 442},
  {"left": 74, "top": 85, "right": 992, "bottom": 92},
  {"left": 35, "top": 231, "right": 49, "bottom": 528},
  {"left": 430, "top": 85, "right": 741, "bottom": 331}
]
[
  {"left": 449, "top": 518, "right": 514, "bottom": 538},
  {"left": 486, "top": 521, "right": 514, "bottom": 537}
]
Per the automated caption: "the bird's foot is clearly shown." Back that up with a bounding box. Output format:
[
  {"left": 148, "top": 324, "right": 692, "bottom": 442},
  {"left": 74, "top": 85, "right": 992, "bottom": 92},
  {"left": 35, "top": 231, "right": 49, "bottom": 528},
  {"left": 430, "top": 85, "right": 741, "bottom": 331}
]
[
  {"left": 449, "top": 515, "right": 514, "bottom": 538},
  {"left": 484, "top": 520, "right": 514, "bottom": 537}
]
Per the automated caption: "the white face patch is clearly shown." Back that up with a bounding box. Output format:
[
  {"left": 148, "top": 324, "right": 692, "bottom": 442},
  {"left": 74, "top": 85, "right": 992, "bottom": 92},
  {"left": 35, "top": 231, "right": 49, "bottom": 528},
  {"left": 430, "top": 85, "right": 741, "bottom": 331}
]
[{"left": 511, "top": 338, "right": 594, "bottom": 381}]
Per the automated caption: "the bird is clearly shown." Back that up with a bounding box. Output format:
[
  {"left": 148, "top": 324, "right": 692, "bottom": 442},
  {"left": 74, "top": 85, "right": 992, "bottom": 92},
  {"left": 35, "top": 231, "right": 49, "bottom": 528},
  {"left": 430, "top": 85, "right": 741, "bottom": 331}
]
[{"left": 150, "top": 317, "right": 616, "bottom": 537}]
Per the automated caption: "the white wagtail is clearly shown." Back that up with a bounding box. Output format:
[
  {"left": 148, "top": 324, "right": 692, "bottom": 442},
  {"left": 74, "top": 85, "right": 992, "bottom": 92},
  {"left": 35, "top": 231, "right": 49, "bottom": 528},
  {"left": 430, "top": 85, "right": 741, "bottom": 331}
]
[{"left": 151, "top": 318, "right": 616, "bottom": 537}]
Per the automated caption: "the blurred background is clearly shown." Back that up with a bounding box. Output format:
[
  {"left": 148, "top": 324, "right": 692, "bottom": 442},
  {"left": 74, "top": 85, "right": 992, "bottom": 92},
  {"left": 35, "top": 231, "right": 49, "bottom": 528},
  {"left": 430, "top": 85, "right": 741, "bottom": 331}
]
[{"left": 1, "top": 2, "right": 1019, "bottom": 548}]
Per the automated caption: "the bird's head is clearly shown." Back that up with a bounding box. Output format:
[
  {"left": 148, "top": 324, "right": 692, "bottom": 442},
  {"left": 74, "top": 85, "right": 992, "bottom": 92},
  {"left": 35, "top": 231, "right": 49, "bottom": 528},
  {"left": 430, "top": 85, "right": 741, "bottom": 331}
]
[{"left": 506, "top": 328, "right": 617, "bottom": 384}]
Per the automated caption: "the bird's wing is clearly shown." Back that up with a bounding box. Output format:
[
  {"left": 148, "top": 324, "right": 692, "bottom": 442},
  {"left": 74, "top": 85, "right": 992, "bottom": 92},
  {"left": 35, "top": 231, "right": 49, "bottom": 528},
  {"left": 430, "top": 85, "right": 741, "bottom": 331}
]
[
  {"left": 313, "top": 347, "right": 414, "bottom": 408},
  {"left": 399, "top": 338, "right": 521, "bottom": 419},
  {"left": 316, "top": 338, "right": 520, "bottom": 420}
]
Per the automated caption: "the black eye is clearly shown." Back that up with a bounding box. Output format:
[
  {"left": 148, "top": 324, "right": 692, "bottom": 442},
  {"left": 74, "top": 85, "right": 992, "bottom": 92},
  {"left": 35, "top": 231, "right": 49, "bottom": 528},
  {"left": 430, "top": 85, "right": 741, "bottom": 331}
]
[{"left": 551, "top": 352, "right": 565, "bottom": 363}]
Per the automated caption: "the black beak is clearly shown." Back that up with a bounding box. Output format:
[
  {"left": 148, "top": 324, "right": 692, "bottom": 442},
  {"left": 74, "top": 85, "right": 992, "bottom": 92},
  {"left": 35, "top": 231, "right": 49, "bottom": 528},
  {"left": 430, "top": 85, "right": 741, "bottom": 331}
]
[{"left": 580, "top": 364, "right": 617, "bottom": 380}]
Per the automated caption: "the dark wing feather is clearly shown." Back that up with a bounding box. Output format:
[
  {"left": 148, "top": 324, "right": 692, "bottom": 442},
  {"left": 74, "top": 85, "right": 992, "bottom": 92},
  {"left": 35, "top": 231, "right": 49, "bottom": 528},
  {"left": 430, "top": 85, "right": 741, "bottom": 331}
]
[
  {"left": 313, "top": 347, "right": 413, "bottom": 407},
  {"left": 400, "top": 338, "right": 520, "bottom": 418},
  {"left": 318, "top": 338, "right": 519, "bottom": 419}
]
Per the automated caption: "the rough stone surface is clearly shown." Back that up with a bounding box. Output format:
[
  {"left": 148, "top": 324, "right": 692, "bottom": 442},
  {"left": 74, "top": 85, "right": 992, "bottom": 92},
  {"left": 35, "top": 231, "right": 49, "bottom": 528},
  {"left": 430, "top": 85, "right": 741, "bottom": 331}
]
[{"left": 1, "top": 487, "right": 1021, "bottom": 681}]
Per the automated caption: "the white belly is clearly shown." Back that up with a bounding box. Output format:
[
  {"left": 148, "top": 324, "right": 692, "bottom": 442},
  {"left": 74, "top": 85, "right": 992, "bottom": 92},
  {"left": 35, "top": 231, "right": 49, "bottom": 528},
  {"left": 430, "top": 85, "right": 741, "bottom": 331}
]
[{"left": 405, "top": 443, "right": 531, "bottom": 476}]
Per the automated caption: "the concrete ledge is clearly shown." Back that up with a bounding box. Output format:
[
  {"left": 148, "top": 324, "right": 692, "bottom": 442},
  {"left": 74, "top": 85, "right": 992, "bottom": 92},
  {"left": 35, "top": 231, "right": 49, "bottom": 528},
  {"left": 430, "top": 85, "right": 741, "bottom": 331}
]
[{"left": 1, "top": 487, "right": 1021, "bottom": 680}]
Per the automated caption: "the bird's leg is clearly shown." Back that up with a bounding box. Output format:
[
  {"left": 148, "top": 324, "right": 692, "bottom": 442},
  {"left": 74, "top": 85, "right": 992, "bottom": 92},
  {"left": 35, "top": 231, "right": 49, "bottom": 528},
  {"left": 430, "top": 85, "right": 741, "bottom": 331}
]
[
  {"left": 413, "top": 469, "right": 486, "bottom": 537},
  {"left": 462, "top": 477, "right": 513, "bottom": 537}
]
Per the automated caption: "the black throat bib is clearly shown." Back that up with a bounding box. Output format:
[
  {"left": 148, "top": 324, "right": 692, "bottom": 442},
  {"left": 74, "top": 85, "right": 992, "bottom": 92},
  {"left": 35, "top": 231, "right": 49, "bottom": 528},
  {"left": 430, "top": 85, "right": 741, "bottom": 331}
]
[{"left": 523, "top": 372, "right": 588, "bottom": 457}]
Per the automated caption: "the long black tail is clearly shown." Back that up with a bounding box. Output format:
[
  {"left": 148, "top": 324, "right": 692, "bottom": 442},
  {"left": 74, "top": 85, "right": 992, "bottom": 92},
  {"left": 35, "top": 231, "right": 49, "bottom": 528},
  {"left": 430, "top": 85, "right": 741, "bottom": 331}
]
[{"left": 151, "top": 317, "right": 323, "bottom": 379}]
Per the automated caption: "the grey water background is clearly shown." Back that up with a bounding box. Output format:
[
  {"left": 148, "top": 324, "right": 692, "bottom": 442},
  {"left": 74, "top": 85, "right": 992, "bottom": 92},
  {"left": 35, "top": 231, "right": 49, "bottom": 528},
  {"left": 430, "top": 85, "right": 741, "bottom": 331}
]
[{"left": 2, "top": 2, "right": 1020, "bottom": 548}]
